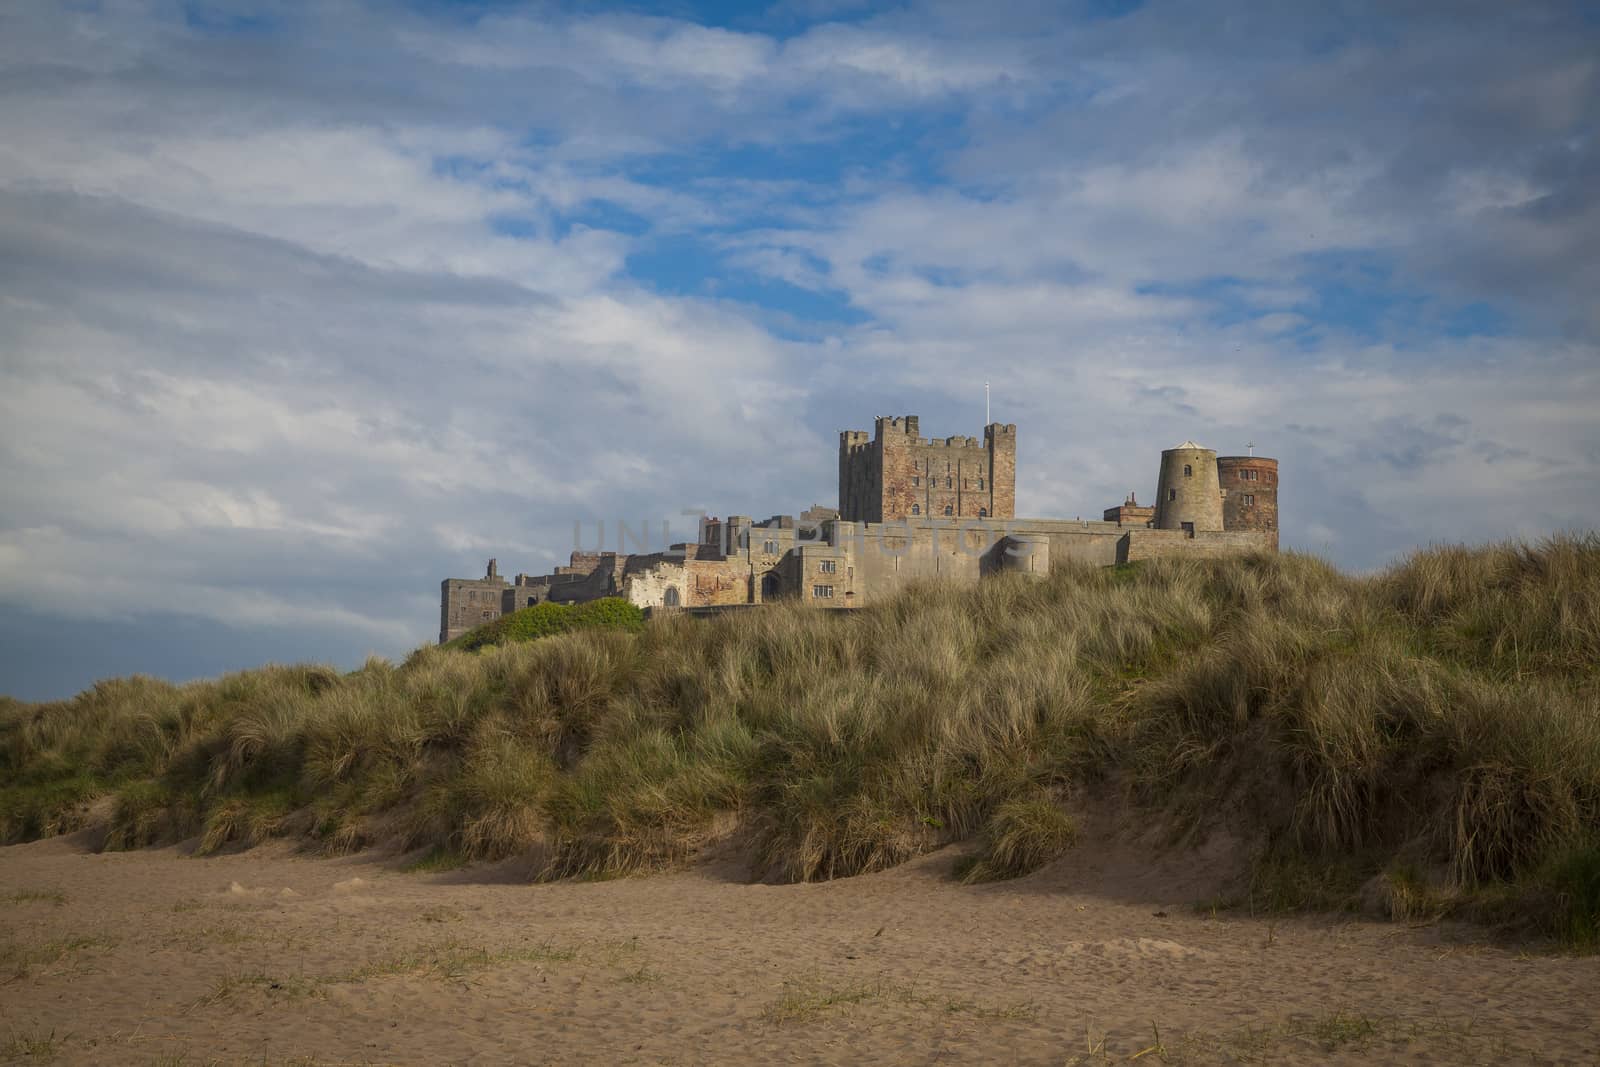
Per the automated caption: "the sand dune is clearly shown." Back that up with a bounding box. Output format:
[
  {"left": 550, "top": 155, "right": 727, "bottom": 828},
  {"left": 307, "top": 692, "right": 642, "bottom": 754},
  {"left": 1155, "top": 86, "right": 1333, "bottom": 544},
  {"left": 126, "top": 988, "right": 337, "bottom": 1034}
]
[{"left": 2, "top": 833, "right": 1597, "bottom": 1065}]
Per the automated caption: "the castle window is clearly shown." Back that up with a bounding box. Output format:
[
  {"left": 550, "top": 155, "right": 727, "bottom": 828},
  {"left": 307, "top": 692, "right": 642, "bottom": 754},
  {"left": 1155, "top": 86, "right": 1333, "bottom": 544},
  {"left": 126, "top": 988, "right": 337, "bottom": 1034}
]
[
  {"left": 819, "top": 559, "right": 836, "bottom": 574},
  {"left": 978, "top": 508, "right": 987, "bottom": 518},
  {"left": 663, "top": 587, "right": 681, "bottom": 607},
  {"left": 481, "top": 610, "right": 493, "bottom": 620},
  {"left": 978, "top": 478, "right": 984, "bottom": 489},
  {"left": 813, "top": 584, "right": 834, "bottom": 599},
  {"left": 911, "top": 504, "right": 920, "bottom": 515},
  {"left": 1168, "top": 489, "right": 1177, "bottom": 501},
  {"left": 1183, "top": 464, "right": 1193, "bottom": 477},
  {"left": 943, "top": 505, "right": 953, "bottom": 516},
  {"left": 763, "top": 540, "right": 779, "bottom": 554},
  {"left": 912, "top": 476, "right": 920, "bottom": 487},
  {"left": 945, "top": 477, "right": 952, "bottom": 488},
  {"left": 527, "top": 597, "right": 536, "bottom": 606},
  {"left": 1243, "top": 494, "right": 1255, "bottom": 506}
]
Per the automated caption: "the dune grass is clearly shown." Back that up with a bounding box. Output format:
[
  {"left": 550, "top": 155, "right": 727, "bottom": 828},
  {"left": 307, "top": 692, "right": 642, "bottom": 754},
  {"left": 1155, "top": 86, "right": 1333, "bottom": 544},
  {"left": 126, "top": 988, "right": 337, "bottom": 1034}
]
[{"left": 3, "top": 536, "right": 1599, "bottom": 944}]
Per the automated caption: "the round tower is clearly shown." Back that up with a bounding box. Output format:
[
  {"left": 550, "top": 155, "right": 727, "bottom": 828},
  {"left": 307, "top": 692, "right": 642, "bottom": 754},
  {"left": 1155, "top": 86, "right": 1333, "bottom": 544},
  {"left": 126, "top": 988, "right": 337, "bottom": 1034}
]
[
  {"left": 1153, "top": 441, "right": 1224, "bottom": 535},
  {"left": 999, "top": 534, "right": 1050, "bottom": 578},
  {"left": 1217, "top": 455, "right": 1279, "bottom": 549}
]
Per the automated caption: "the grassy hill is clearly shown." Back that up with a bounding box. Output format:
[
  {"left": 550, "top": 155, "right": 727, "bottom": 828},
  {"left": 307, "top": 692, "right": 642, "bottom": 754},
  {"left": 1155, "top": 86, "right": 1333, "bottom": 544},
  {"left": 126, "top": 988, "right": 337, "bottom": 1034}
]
[{"left": 3, "top": 538, "right": 1598, "bottom": 946}]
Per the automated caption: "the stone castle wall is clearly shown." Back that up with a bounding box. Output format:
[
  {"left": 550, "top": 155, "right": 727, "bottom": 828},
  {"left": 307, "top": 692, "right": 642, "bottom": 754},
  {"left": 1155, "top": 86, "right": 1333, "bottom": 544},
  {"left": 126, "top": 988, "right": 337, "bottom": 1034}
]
[
  {"left": 1118, "top": 528, "right": 1273, "bottom": 562},
  {"left": 440, "top": 419, "right": 1279, "bottom": 638}
]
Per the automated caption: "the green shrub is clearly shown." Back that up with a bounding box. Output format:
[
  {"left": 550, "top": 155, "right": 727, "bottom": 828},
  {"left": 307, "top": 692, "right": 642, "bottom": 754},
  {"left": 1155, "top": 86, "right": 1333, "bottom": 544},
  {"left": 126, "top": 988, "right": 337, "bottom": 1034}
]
[{"left": 450, "top": 598, "right": 645, "bottom": 651}]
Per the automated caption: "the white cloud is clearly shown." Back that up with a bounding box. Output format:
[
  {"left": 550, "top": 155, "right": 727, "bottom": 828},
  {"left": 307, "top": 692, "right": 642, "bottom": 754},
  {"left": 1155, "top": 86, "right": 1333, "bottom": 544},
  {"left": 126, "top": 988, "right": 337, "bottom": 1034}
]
[{"left": 0, "top": 0, "right": 1595, "bottom": 699}]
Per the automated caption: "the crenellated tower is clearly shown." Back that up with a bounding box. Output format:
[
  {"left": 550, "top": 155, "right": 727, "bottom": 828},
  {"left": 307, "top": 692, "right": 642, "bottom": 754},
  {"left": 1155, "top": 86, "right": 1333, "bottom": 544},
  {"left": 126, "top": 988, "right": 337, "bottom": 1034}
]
[{"left": 838, "top": 415, "right": 1015, "bottom": 522}]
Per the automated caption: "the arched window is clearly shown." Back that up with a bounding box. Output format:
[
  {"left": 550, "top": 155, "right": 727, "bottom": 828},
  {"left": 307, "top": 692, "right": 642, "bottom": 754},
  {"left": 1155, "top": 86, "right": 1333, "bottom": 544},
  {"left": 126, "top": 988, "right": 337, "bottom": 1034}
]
[
  {"left": 1183, "top": 464, "right": 1193, "bottom": 477},
  {"left": 943, "top": 504, "right": 954, "bottom": 516},
  {"left": 663, "top": 587, "right": 681, "bottom": 608},
  {"left": 978, "top": 508, "right": 987, "bottom": 518},
  {"left": 911, "top": 504, "right": 920, "bottom": 515}
]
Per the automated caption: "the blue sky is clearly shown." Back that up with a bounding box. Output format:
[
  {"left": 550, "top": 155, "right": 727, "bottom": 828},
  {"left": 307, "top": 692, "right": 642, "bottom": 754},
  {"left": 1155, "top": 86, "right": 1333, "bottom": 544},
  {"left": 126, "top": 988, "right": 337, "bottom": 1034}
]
[{"left": 1, "top": 0, "right": 1597, "bottom": 700}]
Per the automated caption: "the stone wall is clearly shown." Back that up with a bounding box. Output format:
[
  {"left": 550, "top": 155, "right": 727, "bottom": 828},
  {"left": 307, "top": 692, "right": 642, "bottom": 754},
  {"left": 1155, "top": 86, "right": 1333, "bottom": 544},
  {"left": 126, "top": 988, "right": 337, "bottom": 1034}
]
[
  {"left": 502, "top": 574, "right": 551, "bottom": 615},
  {"left": 1102, "top": 503, "right": 1155, "bottom": 526},
  {"left": 825, "top": 517, "right": 1128, "bottom": 606},
  {"left": 617, "top": 554, "right": 758, "bottom": 610},
  {"left": 686, "top": 559, "right": 752, "bottom": 607},
  {"left": 1118, "top": 527, "right": 1274, "bottom": 562}
]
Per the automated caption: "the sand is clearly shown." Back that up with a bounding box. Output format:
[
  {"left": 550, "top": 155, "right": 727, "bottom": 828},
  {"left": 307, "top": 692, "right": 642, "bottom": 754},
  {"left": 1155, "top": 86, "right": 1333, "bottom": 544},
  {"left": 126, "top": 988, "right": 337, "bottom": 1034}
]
[{"left": 2, "top": 831, "right": 1598, "bottom": 1065}]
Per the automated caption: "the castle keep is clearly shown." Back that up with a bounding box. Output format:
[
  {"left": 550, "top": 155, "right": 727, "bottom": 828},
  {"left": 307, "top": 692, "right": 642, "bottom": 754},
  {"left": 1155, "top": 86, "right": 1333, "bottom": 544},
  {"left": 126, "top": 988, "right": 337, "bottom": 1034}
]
[
  {"left": 839, "top": 416, "right": 1016, "bottom": 522},
  {"left": 439, "top": 416, "right": 1279, "bottom": 642}
]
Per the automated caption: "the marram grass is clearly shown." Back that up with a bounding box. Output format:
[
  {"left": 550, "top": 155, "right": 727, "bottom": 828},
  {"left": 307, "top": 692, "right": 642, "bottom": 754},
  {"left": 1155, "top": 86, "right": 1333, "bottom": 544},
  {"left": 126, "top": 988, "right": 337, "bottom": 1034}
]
[{"left": 3, "top": 537, "right": 1600, "bottom": 945}]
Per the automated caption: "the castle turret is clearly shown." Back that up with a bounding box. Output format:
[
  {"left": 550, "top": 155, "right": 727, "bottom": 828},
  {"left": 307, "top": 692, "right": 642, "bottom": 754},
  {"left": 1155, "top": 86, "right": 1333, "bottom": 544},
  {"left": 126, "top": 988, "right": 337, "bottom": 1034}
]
[
  {"left": 1218, "top": 454, "right": 1279, "bottom": 548},
  {"left": 1153, "top": 441, "right": 1223, "bottom": 535},
  {"left": 999, "top": 534, "right": 1050, "bottom": 577}
]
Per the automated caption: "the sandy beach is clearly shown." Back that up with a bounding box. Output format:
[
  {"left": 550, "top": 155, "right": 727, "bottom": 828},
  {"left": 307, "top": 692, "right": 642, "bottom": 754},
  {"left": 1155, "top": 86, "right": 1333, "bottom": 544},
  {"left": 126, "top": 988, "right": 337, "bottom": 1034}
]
[{"left": 3, "top": 830, "right": 1597, "bottom": 1066}]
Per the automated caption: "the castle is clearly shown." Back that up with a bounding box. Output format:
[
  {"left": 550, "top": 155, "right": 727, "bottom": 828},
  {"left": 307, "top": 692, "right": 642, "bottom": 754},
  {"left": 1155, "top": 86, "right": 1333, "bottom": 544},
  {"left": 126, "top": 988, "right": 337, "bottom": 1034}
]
[{"left": 439, "top": 416, "right": 1279, "bottom": 642}]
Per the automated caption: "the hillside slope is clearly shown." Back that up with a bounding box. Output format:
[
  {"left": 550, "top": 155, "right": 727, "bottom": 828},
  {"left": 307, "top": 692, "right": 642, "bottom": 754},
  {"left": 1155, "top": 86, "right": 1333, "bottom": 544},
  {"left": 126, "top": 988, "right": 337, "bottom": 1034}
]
[{"left": 4, "top": 538, "right": 1598, "bottom": 944}]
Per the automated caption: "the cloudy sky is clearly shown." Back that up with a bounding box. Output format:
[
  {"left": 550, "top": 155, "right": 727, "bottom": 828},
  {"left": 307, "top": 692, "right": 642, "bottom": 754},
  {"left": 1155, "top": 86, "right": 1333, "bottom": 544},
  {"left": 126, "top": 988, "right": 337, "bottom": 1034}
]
[{"left": 1, "top": 0, "right": 1596, "bottom": 700}]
